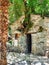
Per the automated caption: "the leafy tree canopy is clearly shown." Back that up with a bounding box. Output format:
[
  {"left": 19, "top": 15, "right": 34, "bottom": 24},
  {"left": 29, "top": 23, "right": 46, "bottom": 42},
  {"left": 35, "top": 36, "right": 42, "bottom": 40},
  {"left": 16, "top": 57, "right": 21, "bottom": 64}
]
[
  {"left": 9, "top": 0, "right": 24, "bottom": 24},
  {"left": 9, "top": 0, "right": 49, "bottom": 24}
]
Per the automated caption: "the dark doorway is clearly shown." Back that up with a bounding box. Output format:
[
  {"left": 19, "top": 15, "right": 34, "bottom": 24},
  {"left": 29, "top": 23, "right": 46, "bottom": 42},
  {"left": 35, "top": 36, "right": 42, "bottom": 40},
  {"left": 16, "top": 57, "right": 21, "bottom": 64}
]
[{"left": 26, "top": 34, "right": 32, "bottom": 53}]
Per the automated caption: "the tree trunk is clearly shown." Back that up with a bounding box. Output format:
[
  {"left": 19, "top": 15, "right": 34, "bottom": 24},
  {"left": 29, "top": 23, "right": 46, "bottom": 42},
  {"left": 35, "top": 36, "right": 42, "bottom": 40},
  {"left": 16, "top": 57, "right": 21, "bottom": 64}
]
[
  {"left": 23, "top": 0, "right": 32, "bottom": 53},
  {"left": 0, "top": 0, "right": 9, "bottom": 65}
]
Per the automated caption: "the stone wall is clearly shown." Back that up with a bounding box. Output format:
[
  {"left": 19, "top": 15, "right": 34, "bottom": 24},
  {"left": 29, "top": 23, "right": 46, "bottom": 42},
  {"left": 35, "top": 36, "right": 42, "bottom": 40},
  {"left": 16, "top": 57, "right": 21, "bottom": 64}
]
[
  {"left": 31, "top": 31, "right": 46, "bottom": 55},
  {"left": 7, "top": 35, "right": 26, "bottom": 53},
  {"left": 9, "top": 15, "right": 49, "bottom": 55}
]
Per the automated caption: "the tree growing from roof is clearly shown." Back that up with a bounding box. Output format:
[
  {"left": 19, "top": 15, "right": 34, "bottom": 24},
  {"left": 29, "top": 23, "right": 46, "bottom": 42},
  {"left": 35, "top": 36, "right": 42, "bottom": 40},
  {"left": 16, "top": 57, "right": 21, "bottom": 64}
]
[{"left": 9, "top": 0, "right": 48, "bottom": 53}]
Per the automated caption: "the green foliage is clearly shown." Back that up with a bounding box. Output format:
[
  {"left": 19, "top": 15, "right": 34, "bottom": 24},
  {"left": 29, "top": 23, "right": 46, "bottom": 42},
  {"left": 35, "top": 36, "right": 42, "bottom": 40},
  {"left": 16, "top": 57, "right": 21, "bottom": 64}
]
[
  {"left": 9, "top": 0, "right": 13, "bottom": 3},
  {"left": 9, "top": 0, "right": 49, "bottom": 24},
  {"left": 38, "top": 26, "right": 44, "bottom": 32},
  {"left": 26, "top": 22, "right": 34, "bottom": 32},
  {"left": 13, "top": 0, "right": 24, "bottom": 19},
  {"left": 29, "top": 0, "right": 49, "bottom": 16},
  {"left": 8, "top": 26, "right": 12, "bottom": 35},
  {"left": 9, "top": 40, "right": 12, "bottom": 45},
  {"left": 9, "top": 0, "right": 49, "bottom": 33},
  {"left": 8, "top": 4, "right": 16, "bottom": 24},
  {"left": 9, "top": 0, "right": 24, "bottom": 24}
]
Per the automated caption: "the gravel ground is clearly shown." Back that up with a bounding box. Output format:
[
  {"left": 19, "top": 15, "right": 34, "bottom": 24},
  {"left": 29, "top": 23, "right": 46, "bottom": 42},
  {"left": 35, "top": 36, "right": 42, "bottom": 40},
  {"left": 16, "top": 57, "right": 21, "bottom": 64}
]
[{"left": 7, "top": 52, "right": 49, "bottom": 65}]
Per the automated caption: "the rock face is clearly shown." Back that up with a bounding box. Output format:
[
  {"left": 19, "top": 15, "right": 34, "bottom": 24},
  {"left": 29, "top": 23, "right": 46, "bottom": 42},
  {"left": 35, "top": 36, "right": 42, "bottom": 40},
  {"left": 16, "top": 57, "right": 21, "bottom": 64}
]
[
  {"left": 7, "top": 35, "right": 26, "bottom": 53},
  {"left": 31, "top": 16, "right": 49, "bottom": 55},
  {"left": 8, "top": 15, "right": 49, "bottom": 55},
  {"left": 31, "top": 32, "right": 46, "bottom": 55},
  {"left": 7, "top": 32, "right": 46, "bottom": 55}
]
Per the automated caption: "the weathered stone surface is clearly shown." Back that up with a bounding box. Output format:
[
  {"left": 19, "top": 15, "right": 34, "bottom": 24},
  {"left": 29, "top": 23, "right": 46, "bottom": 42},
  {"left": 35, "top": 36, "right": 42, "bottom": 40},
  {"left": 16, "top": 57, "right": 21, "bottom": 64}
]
[
  {"left": 31, "top": 32, "right": 46, "bottom": 55},
  {"left": 7, "top": 35, "right": 26, "bottom": 53},
  {"left": 8, "top": 14, "right": 49, "bottom": 55}
]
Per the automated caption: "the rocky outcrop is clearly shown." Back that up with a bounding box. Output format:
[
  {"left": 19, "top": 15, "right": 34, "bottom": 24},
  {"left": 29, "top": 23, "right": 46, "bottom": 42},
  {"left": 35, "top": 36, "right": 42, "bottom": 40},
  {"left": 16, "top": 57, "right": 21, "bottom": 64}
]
[{"left": 9, "top": 14, "right": 49, "bottom": 55}]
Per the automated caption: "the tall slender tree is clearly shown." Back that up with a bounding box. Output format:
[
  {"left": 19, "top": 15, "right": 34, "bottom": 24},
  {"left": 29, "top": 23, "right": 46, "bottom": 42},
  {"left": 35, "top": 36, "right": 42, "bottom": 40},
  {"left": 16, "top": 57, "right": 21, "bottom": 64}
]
[
  {"left": 23, "top": 0, "right": 33, "bottom": 53},
  {"left": 0, "top": 0, "right": 9, "bottom": 65}
]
